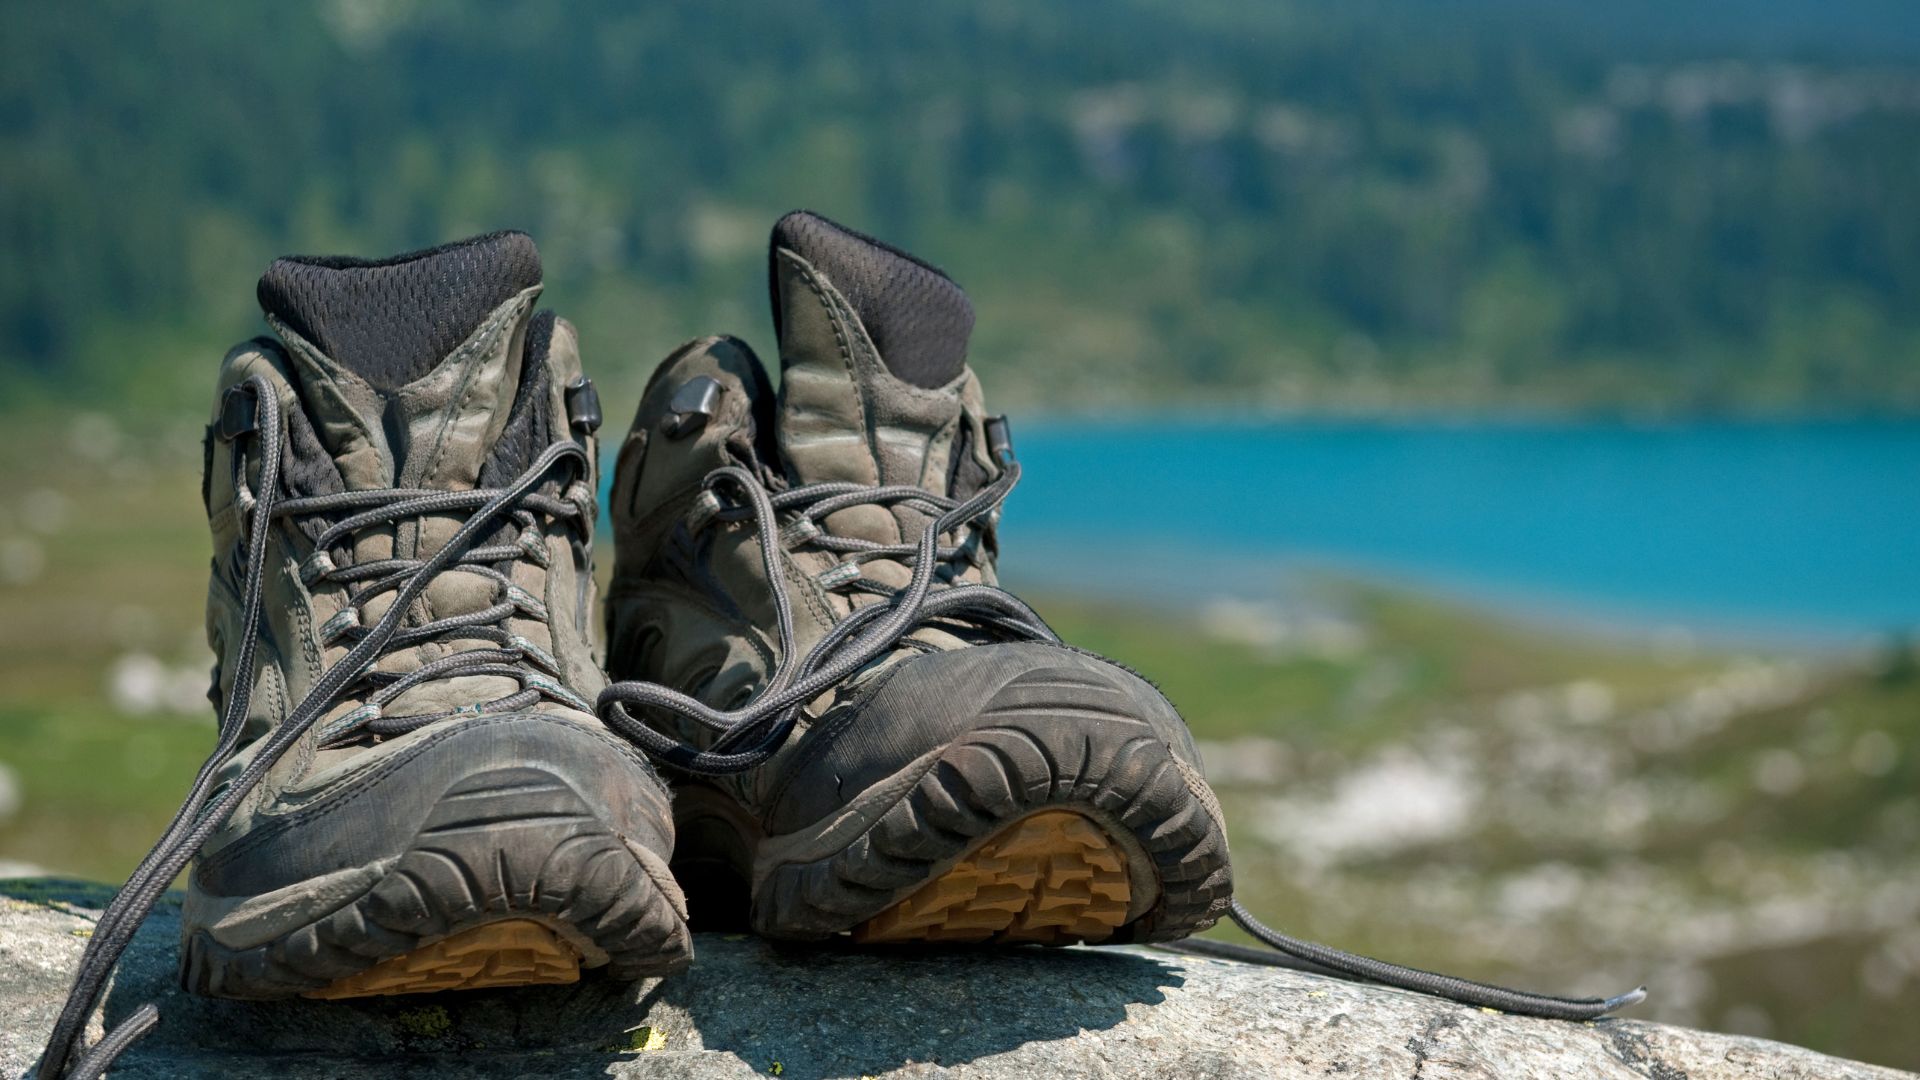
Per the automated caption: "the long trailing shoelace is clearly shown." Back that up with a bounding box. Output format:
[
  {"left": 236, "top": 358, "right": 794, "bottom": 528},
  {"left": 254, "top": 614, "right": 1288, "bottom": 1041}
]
[
  {"left": 597, "top": 425, "right": 1645, "bottom": 1023},
  {"left": 37, "top": 374, "right": 595, "bottom": 1080}
]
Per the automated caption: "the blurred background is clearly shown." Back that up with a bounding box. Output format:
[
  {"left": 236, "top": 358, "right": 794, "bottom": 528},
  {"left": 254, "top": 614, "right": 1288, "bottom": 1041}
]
[{"left": 1, "top": 0, "right": 1916, "bottom": 1068}]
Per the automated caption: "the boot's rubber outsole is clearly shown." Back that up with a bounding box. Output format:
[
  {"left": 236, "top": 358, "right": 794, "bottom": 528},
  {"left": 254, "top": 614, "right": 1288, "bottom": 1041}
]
[
  {"left": 851, "top": 810, "right": 1131, "bottom": 944},
  {"left": 303, "top": 917, "right": 581, "bottom": 999},
  {"left": 753, "top": 719, "right": 1232, "bottom": 945},
  {"left": 181, "top": 767, "right": 692, "bottom": 1000}
]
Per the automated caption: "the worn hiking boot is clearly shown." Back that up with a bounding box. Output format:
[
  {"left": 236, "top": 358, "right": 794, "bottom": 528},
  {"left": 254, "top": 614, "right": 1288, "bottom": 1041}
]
[
  {"left": 167, "top": 233, "right": 693, "bottom": 1000},
  {"left": 602, "top": 211, "right": 1233, "bottom": 946}
]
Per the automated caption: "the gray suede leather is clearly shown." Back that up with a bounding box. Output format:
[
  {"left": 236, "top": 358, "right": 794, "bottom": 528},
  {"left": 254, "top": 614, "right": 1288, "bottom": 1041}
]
[
  {"left": 194, "top": 712, "right": 673, "bottom": 897},
  {"left": 760, "top": 642, "right": 1198, "bottom": 836}
]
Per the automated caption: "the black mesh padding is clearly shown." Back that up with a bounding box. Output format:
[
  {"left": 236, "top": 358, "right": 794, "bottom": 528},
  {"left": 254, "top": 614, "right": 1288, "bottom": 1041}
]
[
  {"left": 946, "top": 419, "right": 992, "bottom": 502},
  {"left": 770, "top": 211, "right": 973, "bottom": 389},
  {"left": 479, "top": 309, "right": 557, "bottom": 488},
  {"left": 281, "top": 397, "right": 345, "bottom": 496},
  {"left": 257, "top": 231, "right": 542, "bottom": 391},
  {"left": 475, "top": 309, "right": 560, "bottom": 554},
  {"left": 281, "top": 403, "right": 347, "bottom": 543}
]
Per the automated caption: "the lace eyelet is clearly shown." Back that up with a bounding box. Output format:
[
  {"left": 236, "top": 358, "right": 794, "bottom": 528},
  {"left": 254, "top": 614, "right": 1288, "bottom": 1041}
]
[
  {"left": 686, "top": 489, "right": 725, "bottom": 534},
  {"left": 516, "top": 527, "right": 551, "bottom": 567},
  {"left": 318, "top": 702, "right": 381, "bottom": 743},
  {"left": 504, "top": 583, "right": 550, "bottom": 621},
  {"left": 519, "top": 671, "right": 593, "bottom": 713},
  {"left": 780, "top": 516, "right": 820, "bottom": 548},
  {"left": 564, "top": 481, "right": 597, "bottom": 527},
  {"left": 216, "top": 382, "right": 260, "bottom": 442},
  {"left": 664, "top": 375, "right": 723, "bottom": 438},
  {"left": 318, "top": 606, "right": 360, "bottom": 644},
  {"left": 509, "top": 634, "right": 562, "bottom": 674},
  {"left": 816, "top": 562, "right": 862, "bottom": 590},
  {"left": 299, "top": 550, "right": 337, "bottom": 585},
  {"left": 565, "top": 376, "right": 602, "bottom": 435}
]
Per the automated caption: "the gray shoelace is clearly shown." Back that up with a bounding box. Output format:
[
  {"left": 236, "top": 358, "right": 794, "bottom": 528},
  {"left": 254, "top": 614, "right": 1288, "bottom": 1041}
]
[
  {"left": 36, "top": 374, "right": 594, "bottom": 1080},
  {"left": 596, "top": 457, "right": 1054, "bottom": 774},
  {"left": 1209, "top": 901, "right": 1644, "bottom": 1021},
  {"left": 598, "top": 430, "right": 1645, "bottom": 1023}
]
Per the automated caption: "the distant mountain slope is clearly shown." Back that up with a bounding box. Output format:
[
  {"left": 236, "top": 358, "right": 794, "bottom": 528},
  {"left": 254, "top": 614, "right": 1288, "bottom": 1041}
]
[{"left": 2, "top": 0, "right": 1917, "bottom": 413}]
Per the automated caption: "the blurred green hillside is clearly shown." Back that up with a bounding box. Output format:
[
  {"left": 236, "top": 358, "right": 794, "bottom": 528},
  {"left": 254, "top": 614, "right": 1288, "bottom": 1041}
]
[{"left": 5, "top": 0, "right": 1920, "bottom": 415}]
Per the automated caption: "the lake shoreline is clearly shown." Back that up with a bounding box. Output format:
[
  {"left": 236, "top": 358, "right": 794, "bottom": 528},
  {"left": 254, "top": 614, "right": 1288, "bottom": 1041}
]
[{"left": 1001, "top": 417, "right": 1920, "bottom": 643}]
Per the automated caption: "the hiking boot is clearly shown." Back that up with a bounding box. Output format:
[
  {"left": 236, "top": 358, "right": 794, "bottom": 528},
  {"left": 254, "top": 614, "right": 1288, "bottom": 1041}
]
[
  {"left": 39, "top": 234, "right": 691, "bottom": 1080},
  {"left": 173, "top": 233, "right": 691, "bottom": 1000},
  {"left": 589, "top": 215, "right": 1643, "bottom": 1026},
  {"left": 602, "top": 211, "right": 1233, "bottom": 946}
]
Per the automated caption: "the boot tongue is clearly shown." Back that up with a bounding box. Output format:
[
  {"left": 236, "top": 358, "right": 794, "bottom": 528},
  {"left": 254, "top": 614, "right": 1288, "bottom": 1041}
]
[
  {"left": 768, "top": 211, "right": 975, "bottom": 522},
  {"left": 258, "top": 231, "right": 545, "bottom": 491},
  {"left": 259, "top": 234, "right": 569, "bottom": 723}
]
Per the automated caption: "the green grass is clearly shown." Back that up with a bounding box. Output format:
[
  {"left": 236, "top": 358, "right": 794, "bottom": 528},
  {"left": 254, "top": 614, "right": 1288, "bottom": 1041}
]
[
  {"left": 1039, "top": 588, "right": 1726, "bottom": 749},
  {"left": 0, "top": 705, "right": 213, "bottom": 880},
  {"left": 0, "top": 423, "right": 213, "bottom": 880}
]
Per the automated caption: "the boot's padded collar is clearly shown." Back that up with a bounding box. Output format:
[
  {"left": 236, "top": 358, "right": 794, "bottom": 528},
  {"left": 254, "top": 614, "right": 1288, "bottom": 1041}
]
[
  {"left": 769, "top": 211, "right": 973, "bottom": 390},
  {"left": 258, "top": 231, "right": 543, "bottom": 391}
]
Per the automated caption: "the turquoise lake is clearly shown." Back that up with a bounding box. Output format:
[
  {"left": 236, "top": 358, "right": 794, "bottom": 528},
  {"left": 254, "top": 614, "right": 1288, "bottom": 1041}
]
[{"left": 997, "top": 419, "right": 1920, "bottom": 641}]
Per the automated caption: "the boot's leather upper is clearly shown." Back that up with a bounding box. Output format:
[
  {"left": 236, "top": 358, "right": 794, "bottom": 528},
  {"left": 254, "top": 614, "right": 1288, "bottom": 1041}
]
[
  {"left": 197, "top": 233, "right": 669, "bottom": 891},
  {"left": 607, "top": 212, "right": 1203, "bottom": 820}
]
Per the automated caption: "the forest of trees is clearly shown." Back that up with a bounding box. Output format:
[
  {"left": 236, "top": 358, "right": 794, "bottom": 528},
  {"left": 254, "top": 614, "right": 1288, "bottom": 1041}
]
[{"left": 4, "top": 0, "right": 1918, "bottom": 415}]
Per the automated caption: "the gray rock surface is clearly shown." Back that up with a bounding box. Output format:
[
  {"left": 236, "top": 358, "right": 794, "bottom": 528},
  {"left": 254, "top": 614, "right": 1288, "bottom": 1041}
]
[{"left": 3, "top": 878, "right": 1910, "bottom": 1079}]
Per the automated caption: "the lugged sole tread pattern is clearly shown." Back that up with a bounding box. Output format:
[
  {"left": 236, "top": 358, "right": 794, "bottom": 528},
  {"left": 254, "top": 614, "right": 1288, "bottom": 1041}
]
[
  {"left": 852, "top": 810, "right": 1130, "bottom": 945},
  {"left": 755, "top": 718, "right": 1233, "bottom": 945},
  {"left": 304, "top": 918, "right": 580, "bottom": 999},
  {"left": 182, "top": 767, "right": 692, "bottom": 999}
]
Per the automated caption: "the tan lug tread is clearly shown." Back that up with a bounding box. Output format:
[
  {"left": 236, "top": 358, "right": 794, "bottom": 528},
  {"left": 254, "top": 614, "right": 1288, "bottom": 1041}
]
[
  {"left": 303, "top": 918, "right": 582, "bottom": 1000},
  {"left": 853, "top": 810, "right": 1132, "bottom": 945}
]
